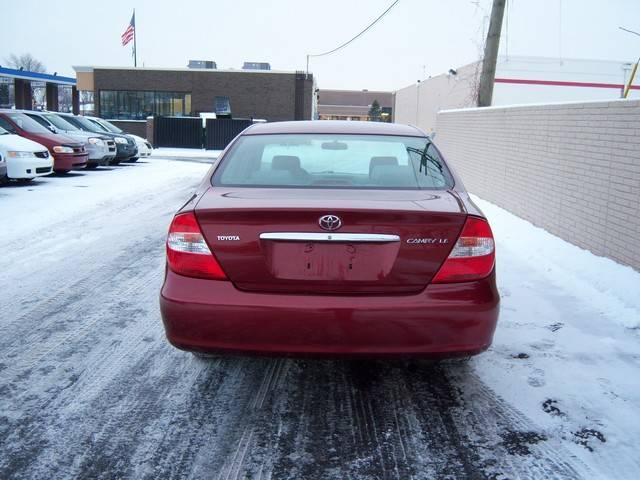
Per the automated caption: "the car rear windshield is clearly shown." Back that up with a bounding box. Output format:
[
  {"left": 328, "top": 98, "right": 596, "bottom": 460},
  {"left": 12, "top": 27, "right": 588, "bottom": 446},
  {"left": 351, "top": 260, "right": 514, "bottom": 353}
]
[
  {"left": 212, "top": 134, "right": 454, "bottom": 190},
  {"left": 6, "top": 113, "right": 51, "bottom": 134}
]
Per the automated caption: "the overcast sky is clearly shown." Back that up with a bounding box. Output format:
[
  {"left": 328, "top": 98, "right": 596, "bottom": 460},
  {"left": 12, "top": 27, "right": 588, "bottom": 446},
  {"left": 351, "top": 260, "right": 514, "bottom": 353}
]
[{"left": 2, "top": 0, "right": 639, "bottom": 91}]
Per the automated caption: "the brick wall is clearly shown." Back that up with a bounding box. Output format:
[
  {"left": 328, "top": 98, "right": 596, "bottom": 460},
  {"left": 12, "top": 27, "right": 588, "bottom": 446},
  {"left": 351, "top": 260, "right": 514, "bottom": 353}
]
[
  {"left": 108, "top": 120, "right": 147, "bottom": 138},
  {"left": 435, "top": 99, "right": 640, "bottom": 271}
]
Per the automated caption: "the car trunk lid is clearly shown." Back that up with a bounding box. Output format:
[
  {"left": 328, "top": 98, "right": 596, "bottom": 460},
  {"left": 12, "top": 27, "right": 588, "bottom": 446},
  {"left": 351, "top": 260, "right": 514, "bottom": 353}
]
[{"left": 195, "top": 188, "right": 467, "bottom": 294}]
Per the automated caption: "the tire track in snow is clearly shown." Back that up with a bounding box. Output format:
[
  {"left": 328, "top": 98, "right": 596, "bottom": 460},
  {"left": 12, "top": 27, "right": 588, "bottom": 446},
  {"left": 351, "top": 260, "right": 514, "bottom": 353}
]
[
  {"left": 0, "top": 176, "right": 192, "bottom": 343},
  {"left": 0, "top": 161, "right": 595, "bottom": 480}
]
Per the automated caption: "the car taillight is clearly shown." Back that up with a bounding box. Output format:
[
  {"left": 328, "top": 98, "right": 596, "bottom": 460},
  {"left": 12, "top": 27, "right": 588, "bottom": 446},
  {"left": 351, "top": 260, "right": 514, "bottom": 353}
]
[
  {"left": 166, "top": 211, "right": 227, "bottom": 280},
  {"left": 432, "top": 216, "right": 495, "bottom": 283}
]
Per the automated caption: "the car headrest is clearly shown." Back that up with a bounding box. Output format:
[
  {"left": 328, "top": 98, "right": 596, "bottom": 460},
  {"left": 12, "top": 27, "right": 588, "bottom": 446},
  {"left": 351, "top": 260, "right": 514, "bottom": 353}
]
[
  {"left": 370, "top": 164, "right": 417, "bottom": 187},
  {"left": 369, "top": 156, "right": 398, "bottom": 177},
  {"left": 272, "top": 155, "right": 301, "bottom": 171}
]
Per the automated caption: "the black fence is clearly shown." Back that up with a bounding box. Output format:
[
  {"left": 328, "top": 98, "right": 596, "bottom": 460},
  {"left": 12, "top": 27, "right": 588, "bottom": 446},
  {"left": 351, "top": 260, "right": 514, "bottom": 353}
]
[
  {"left": 154, "top": 117, "right": 253, "bottom": 150},
  {"left": 205, "top": 119, "right": 253, "bottom": 150},
  {"left": 154, "top": 117, "right": 202, "bottom": 148}
]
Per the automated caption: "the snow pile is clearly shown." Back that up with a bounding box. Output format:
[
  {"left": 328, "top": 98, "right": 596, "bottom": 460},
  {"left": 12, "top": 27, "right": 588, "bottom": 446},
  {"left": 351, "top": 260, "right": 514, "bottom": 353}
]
[
  {"left": 473, "top": 195, "right": 640, "bottom": 479},
  {"left": 473, "top": 196, "right": 640, "bottom": 330},
  {"left": 151, "top": 148, "right": 222, "bottom": 160}
]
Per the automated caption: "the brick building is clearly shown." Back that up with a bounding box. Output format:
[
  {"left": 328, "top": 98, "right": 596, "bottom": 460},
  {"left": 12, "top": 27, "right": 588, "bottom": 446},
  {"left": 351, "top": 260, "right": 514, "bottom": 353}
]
[
  {"left": 317, "top": 89, "right": 393, "bottom": 121},
  {"left": 73, "top": 66, "right": 315, "bottom": 124}
]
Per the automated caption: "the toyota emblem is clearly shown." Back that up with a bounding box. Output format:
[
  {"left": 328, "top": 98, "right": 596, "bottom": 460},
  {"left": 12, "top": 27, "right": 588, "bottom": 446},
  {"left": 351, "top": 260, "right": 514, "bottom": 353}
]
[{"left": 318, "top": 214, "right": 342, "bottom": 231}]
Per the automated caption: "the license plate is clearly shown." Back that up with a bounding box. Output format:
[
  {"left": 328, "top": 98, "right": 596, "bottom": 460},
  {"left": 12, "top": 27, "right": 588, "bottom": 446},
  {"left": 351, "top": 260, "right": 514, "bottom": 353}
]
[{"left": 265, "top": 242, "right": 394, "bottom": 281}]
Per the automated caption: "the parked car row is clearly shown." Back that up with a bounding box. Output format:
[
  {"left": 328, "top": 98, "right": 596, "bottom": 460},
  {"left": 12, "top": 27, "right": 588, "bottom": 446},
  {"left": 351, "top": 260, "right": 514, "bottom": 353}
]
[{"left": 0, "top": 109, "right": 153, "bottom": 182}]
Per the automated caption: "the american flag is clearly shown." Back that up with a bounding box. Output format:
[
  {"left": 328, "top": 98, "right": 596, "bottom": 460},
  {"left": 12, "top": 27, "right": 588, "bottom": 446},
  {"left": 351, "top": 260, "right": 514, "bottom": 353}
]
[{"left": 121, "top": 12, "right": 135, "bottom": 46}]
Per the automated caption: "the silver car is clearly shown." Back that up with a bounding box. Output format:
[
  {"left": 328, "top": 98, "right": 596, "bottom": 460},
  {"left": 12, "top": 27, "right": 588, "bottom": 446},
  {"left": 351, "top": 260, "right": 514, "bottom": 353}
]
[{"left": 24, "top": 111, "right": 116, "bottom": 168}]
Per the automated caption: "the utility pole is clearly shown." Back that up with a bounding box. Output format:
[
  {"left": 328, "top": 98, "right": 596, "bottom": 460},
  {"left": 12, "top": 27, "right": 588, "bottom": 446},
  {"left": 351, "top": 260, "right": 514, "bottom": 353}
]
[
  {"left": 477, "top": 0, "right": 506, "bottom": 107},
  {"left": 619, "top": 27, "right": 640, "bottom": 98}
]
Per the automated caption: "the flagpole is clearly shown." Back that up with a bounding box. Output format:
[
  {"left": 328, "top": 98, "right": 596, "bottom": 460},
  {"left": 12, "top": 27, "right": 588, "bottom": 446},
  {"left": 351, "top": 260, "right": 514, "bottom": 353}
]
[{"left": 133, "top": 9, "right": 137, "bottom": 67}]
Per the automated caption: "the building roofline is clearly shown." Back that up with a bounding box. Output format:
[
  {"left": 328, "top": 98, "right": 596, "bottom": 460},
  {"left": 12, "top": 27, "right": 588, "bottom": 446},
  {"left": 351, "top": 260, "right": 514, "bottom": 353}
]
[
  {"left": 317, "top": 88, "right": 393, "bottom": 94},
  {"left": 0, "top": 67, "right": 76, "bottom": 85},
  {"left": 439, "top": 96, "right": 636, "bottom": 114},
  {"left": 72, "top": 65, "right": 309, "bottom": 76}
]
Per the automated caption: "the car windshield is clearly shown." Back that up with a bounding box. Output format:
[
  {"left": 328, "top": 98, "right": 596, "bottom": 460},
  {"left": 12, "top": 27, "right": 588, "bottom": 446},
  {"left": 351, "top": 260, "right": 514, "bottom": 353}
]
[
  {"left": 88, "top": 119, "right": 111, "bottom": 133},
  {"left": 45, "top": 114, "right": 80, "bottom": 132},
  {"left": 7, "top": 113, "right": 51, "bottom": 134},
  {"left": 95, "top": 119, "right": 122, "bottom": 133},
  {"left": 64, "top": 115, "right": 101, "bottom": 132},
  {"left": 213, "top": 134, "right": 454, "bottom": 190}
]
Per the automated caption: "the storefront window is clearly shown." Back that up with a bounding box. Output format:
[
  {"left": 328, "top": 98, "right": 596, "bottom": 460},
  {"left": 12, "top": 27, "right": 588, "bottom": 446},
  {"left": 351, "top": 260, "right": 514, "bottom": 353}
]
[
  {"left": 0, "top": 77, "right": 14, "bottom": 109},
  {"left": 31, "top": 81, "right": 46, "bottom": 110},
  {"left": 58, "top": 86, "right": 73, "bottom": 113},
  {"left": 100, "top": 90, "right": 116, "bottom": 118},
  {"left": 98, "top": 90, "right": 192, "bottom": 119},
  {"left": 80, "top": 91, "right": 95, "bottom": 116}
]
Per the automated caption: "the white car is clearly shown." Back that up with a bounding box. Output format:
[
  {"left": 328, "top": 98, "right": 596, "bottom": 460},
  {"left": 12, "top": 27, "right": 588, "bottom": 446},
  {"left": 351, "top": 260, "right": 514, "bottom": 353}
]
[
  {"left": 0, "top": 126, "right": 53, "bottom": 182},
  {"left": 129, "top": 134, "right": 153, "bottom": 160},
  {"left": 85, "top": 117, "right": 153, "bottom": 161}
]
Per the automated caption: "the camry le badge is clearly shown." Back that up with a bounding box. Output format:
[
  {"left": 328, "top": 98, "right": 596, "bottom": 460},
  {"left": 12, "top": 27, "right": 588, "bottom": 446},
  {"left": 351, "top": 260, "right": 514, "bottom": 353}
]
[
  {"left": 406, "top": 238, "right": 449, "bottom": 244},
  {"left": 318, "top": 215, "right": 342, "bottom": 231}
]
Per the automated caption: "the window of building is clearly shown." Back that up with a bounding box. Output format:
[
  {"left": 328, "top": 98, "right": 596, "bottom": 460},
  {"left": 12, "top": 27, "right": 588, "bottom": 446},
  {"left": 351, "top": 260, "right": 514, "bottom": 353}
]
[
  {"left": 80, "top": 91, "right": 95, "bottom": 116},
  {"left": 98, "top": 90, "right": 192, "bottom": 120},
  {"left": 215, "top": 96, "right": 231, "bottom": 116},
  {"left": 58, "top": 86, "right": 73, "bottom": 113},
  {"left": 0, "top": 77, "right": 15, "bottom": 109},
  {"left": 31, "top": 81, "right": 46, "bottom": 111}
]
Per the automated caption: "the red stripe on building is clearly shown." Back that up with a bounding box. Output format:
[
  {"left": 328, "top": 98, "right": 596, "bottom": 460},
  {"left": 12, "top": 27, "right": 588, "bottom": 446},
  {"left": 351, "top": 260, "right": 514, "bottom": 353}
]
[{"left": 495, "top": 77, "right": 640, "bottom": 90}]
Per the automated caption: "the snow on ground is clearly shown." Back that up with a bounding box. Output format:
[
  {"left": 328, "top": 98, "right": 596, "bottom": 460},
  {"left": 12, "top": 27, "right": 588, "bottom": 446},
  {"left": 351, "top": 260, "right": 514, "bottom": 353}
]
[
  {"left": 0, "top": 159, "right": 211, "bottom": 238},
  {"left": 471, "top": 195, "right": 640, "bottom": 479},
  {"left": 0, "top": 161, "right": 638, "bottom": 479}
]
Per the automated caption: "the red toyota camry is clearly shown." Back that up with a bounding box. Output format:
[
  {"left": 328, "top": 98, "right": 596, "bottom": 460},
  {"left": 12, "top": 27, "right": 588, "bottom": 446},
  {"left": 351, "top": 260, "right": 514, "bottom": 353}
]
[{"left": 160, "top": 121, "right": 499, "bottom": 358}]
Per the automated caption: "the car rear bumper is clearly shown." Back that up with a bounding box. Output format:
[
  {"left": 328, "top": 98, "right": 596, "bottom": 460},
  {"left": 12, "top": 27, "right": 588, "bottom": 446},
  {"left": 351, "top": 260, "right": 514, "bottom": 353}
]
[
  {"left": 160, "top": 270, "right": 500, "bottom": 358},
  {"left": 53, "top": 153, "right": 88, "bottom": 171}
]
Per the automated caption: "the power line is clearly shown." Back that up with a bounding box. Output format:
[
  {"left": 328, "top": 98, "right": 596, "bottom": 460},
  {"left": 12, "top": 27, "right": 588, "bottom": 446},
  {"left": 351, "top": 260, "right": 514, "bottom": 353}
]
[
  {"left": 306, "top": 0, "right": 400, "bottom": 73},
  {"left": 619, "top": 26, "right": 640, "bottom": 37}
]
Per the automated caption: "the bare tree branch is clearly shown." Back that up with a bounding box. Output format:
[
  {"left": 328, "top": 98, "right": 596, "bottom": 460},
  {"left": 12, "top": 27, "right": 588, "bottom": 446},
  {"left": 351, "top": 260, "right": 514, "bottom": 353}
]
[{"left": 5, "top": 53, "right": 47, "bottom": 73}]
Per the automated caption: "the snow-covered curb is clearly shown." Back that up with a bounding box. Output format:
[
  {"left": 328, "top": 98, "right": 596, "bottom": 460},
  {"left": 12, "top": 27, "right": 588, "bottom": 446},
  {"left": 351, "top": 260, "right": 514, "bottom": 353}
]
[{"left": 150, "top": 147, "right": 222, "bottom": 162}]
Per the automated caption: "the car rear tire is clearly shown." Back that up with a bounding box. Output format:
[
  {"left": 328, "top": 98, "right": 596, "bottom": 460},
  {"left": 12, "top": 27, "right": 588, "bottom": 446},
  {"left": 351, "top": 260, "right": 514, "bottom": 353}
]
[
  {"left": 110, "top": 159, "right": 121, "bottom": 166},
  {"left": 85, "top": 163, "right": 99, "bottom": 170},
  {"left": 55, "top": 169, "right": 71, "bottom": 174},
  {"left": 128, "top": 157, "right": 139, "bottom": 162}
]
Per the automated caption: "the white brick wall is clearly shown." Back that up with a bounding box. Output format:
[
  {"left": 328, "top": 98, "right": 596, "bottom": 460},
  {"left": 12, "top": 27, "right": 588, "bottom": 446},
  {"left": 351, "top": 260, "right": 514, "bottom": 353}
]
[
  {"left": 394, "top": 62, "right": 479, "bottom": 133},
  {"left": 436, "top": 99, "right": 640, "bottom": 271}
]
